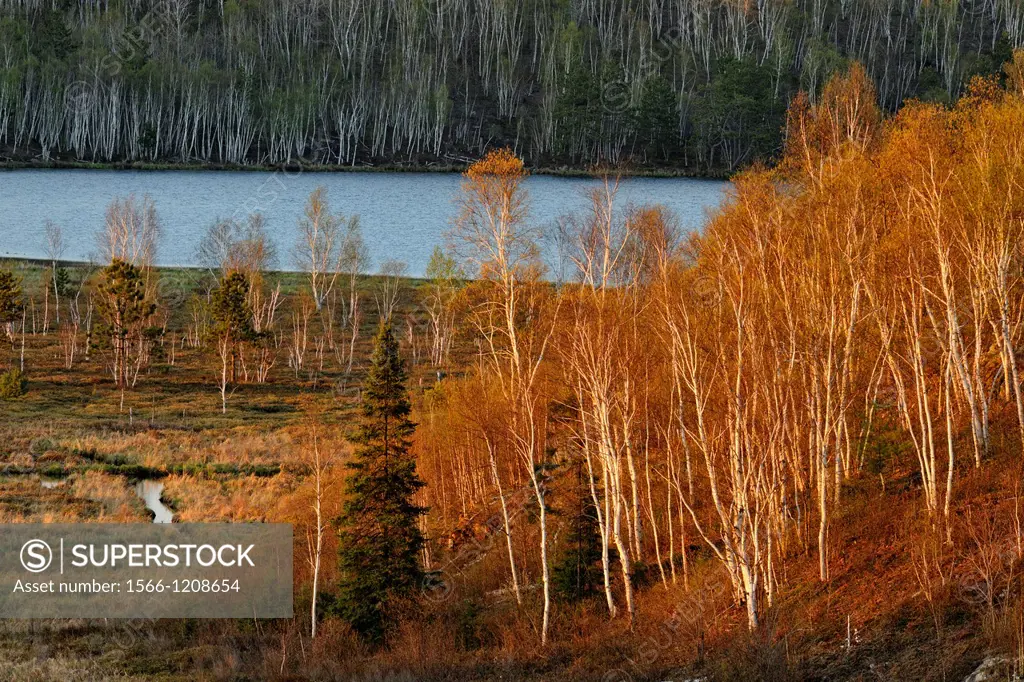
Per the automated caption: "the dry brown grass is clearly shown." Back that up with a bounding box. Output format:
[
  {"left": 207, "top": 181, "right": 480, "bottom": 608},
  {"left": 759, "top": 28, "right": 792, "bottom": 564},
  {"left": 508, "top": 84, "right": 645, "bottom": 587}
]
[
  {"left": 70, "top": 471, "right": 148, "bottom": 522},
  {"left": 0, "top": 653, "right": 161, "bottom": 682},
  {"left": 162, "top": 473, "right": 298, "bottom": 522},
  {"left": 0, "top": 478, "right": 97, "bottom": 522}
]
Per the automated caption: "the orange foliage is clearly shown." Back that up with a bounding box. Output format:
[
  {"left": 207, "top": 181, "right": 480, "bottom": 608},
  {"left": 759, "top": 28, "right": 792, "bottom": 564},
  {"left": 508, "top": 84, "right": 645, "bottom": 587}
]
[{"left": 421, "top": 56, "right": 1024, "bottom": 647}]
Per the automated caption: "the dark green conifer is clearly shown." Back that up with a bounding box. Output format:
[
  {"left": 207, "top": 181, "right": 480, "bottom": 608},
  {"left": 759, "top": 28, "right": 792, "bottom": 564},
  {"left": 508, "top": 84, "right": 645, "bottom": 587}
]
[
  {"left": 336, "top": 322, "right": 425, "bottom": 643},
  {"left": 210, "top": 271, "right": 254, "bottom": 412},
  {"left": 553, "top": 462, "right": 603, "bottom": 603},
  {"left": 94, "top": 259, "right": 155, "bottom": 393},
  {"left": 0, "top": 269, "right": 24, "bottom": 354}
]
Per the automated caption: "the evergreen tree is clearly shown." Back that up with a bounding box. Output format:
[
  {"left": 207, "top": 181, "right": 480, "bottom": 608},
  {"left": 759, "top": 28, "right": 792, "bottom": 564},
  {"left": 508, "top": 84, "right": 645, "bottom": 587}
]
[
  {"left": 336, "top": 322, "right": 426, "bottom": 643},
  {"left": 95, "top": 259, "right": 156, "bottom": 397},
  {"left": 633, "top": 75, "right": 679, "bottom": 160},
  {"left": 50, "top": 265, "right": 70, "bottom": 300},
  {"left": 33, "top": 8, "right": 78, "bottom": 62},
  {"left": 552, "top": 462, "right": 603, "bottom": 603},
  {"left": 210, "top": 273, "right": 254, "bottom": 356},
  {"left": 0, "top": 269, "right": 24, "bottom": 341},
  {"left": 553, "top": 60, "right": 601, "bottom": 159},
  {"left": 0, "top": 269, "right": 24, "bottom": 369},
  {"left": 209, "top": 271, "right": 254, "bottom": 412},
  {"left": 692, "top": 57, "right": 786, "bottom": 171}
]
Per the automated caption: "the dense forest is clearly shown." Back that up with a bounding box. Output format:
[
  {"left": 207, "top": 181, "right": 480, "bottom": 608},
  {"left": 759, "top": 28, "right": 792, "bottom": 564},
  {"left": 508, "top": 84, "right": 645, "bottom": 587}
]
[{"left": 0, "top": 0, "right": 1022, "bottom": 173}]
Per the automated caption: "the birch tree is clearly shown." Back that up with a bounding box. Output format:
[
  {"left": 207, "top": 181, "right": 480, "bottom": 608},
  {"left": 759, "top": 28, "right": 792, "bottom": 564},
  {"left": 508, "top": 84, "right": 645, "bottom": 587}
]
[
  {"left": 295, "top": 187, "right": 358, "bottom": 312},
  {"left": 450, "top": 149, "right": 558, "bottom": 645},
  {"left": 43, "top": 221, "right": 66, "bottom": 326}
]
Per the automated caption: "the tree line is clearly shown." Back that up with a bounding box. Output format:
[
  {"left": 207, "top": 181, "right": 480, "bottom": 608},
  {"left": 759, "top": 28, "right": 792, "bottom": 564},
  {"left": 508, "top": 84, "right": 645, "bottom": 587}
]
[{"left": 0, "top": 0, "right": 1021, "bottom": 172}]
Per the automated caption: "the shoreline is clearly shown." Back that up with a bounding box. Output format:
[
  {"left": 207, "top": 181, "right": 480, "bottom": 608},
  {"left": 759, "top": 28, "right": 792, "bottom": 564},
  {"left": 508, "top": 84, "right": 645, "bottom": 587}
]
[
  {"left": 0, "top": 256, "right": 433, "bottom": 284},
  {"left": 0, "top": 157, "right": 731, "bottom": 180}
]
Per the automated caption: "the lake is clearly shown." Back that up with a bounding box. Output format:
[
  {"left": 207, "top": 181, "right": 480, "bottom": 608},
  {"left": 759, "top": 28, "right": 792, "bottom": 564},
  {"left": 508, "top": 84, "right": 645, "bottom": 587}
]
[{"left": 0, "top": 170, "right": 728, "bottom": 277}]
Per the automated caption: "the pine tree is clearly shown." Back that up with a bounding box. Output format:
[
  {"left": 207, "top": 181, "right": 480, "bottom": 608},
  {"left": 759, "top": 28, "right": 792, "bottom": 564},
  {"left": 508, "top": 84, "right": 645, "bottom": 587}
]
[
  {"left": 335, "top": 322, "right": 426, "bottom": 643},
  {"left": 0, "top": 269, "right": 24, "bottom": 351},
  {"left": 553, "top": 462, "right": 603, "bottom": 603},
  {"left": 0, "top": 269, "right": 25, "bottom": 394},
  {"left": 210, "top": 271, "right": 254, "bottom": 412},
  {"left": 95, "top": 259, "right": 156, "bottom": 406}
]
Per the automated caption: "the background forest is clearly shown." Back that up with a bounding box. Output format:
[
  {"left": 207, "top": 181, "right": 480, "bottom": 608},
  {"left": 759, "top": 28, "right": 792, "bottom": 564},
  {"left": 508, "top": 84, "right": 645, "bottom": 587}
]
[{"left": 0, "top": 0, "right": 1022, "bottom": 173}]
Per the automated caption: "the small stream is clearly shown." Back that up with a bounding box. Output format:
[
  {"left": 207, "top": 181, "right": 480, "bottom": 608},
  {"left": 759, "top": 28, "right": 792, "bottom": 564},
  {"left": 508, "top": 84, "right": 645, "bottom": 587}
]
[
  {"left": 38, "top": 475, "right": 174, "bottom": 523},
  {"left": 135, "top": 480, "right": 174, "bottom": 524}
]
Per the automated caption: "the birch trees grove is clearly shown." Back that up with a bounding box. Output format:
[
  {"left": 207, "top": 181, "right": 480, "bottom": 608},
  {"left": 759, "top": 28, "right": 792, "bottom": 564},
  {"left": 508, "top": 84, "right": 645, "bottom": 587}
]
[
  {"left": 416, "top": 60, "right": 1024, "bottom": 639},
  {"left": 1, "top": 0, "right": 1021, "bottom": 171}
]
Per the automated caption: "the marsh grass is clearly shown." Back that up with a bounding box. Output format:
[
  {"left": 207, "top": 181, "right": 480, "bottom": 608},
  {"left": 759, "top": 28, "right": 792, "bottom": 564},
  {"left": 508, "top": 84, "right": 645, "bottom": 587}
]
[{"left": 70, "top": 471, "right": 148, "bottom": 521}]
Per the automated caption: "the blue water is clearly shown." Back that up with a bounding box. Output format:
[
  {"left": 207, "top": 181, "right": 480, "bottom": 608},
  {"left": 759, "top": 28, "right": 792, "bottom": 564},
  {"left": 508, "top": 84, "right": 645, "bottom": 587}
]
[{"left": 0, "top": 169, "right": 727, "bottom": 277}]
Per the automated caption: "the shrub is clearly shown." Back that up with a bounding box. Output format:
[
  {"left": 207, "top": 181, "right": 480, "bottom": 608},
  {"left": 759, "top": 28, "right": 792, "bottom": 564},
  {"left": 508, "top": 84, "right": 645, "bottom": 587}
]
[
  {"left": 0, "top": 368, "right": 27, "bottom": 399},
  {"left": 30, "top": 438, "right": 53, "bottom": 456}
]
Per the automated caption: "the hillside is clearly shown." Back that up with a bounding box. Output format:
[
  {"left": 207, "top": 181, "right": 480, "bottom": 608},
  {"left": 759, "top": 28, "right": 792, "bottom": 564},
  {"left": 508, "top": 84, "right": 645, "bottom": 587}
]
[{"left": 0, "top": 0, "right": 1021, "bottom": 173}]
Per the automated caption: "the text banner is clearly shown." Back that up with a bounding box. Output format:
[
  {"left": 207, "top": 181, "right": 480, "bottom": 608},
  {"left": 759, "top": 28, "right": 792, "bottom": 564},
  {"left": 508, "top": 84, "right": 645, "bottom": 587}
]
[{"left": 0, "top": 524, "right": 292, "bottom": 618}]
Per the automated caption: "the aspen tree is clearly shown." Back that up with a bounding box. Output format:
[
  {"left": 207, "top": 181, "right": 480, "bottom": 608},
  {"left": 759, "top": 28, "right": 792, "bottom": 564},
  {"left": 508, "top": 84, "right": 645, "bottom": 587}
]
[
  {"left": 298, "top": 403, "right": 342, "bottom": 640},
  {"left": 375, "top": 259, "right": 407, "bottom": 323},
  {"left": 98, "top": 195, "right": 161, "bottom": 272},
  {"left": 449, "top": 372, "right": 523, "bottom": 605},
  {"left": 424, "top": 246, "right": 461, "bottom": 368},
  {"left": 340, "top": 219, "right": 369, "bottom": 373},
  {"left": 558, "top": 178, "right": 642, "bottom": 626}
]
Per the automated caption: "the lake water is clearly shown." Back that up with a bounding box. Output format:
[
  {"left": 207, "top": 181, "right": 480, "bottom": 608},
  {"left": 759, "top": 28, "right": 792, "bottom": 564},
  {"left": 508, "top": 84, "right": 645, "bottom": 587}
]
[{"left": 0, "top": 170, "right": 728, "bottom": 277}]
